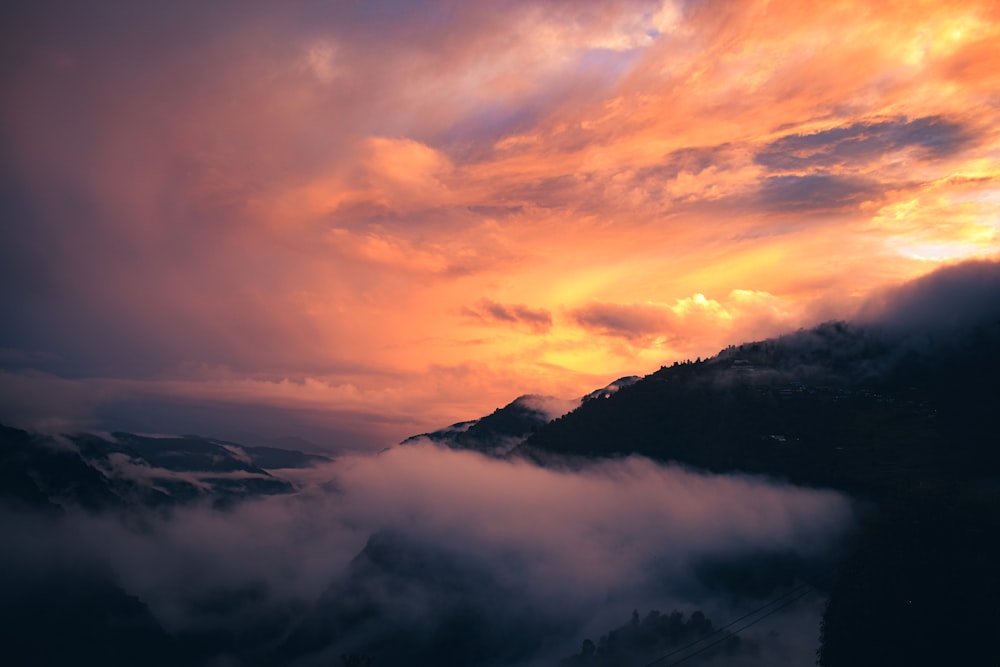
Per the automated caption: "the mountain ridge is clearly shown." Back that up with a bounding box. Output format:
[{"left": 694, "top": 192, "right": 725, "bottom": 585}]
[
  {"left": 0, "top": 425, "right": 332, "bottom": 513},
  {"left": 401, "top": 310, "right": 999, "bottom": 496},
  {"left": 401, "top": 377, "right": 639, "bottom": 454},
  {"left": 514, "top": 315, "right": 999, "bottom": 494}
]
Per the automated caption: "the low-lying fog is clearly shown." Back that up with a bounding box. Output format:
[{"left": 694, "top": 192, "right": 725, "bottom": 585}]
[{"left": 5, "top": 442, "right": 853, "bottom": 666}]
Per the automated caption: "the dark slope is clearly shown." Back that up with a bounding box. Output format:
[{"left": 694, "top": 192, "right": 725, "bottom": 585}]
[
  {"left": 817, "top": 486, "right": 1000, "bottom": 667},
  {"left": 517, "top": 319, "right": 1000, "bottom": 495},
  {"left": 0, "top": 565, "right": 180, "bottom": 667}
]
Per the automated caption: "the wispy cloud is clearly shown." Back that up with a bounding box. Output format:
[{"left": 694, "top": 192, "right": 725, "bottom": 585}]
[{"left": 465, "top": 299, "right": 554, "bottom": 333}]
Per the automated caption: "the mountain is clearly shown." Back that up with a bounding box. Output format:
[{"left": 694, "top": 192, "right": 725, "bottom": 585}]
[
  {"left": 514, "top": 318, "right": 999, "bottom": 494},
  {"left": 401, "top": 377, "right": 639, "bottom": 454},
  {"left": 0, "top": 425, "right": 331, "bottom": 513},
  {"left": 400, "top": 315, "right": 999, "bottom": 496},
  {"left": 405, "top": 261, "right": 1000, "bottom": 496},
  {"left": 393, "top": 278, "right": 1000, "bottom": 665}
]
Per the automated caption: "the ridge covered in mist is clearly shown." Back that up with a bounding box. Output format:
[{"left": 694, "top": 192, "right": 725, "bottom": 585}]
[
  {"left": 517, "top": 315, "right": 999, "bottom": 494},
  {"left": 0, "top": 426, "right": 331, "bottom": 514},
  {"left": 406, "top": 261, "right": 1000, "bottom": 498},
  {"left": 401, "top": 377, "right": 639, "bottom": 455}
]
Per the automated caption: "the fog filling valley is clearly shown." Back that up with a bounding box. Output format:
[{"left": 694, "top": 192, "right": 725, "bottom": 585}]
[{"left": 4, "top": 442, "right": 853, "bottom": 666}]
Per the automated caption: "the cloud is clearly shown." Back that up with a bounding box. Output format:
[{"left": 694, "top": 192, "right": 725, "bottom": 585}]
[
  {"left": 634, "top": 144, "right": 737, "bottom": 183},
  {"left": 754, "top": 174, "right": 884, "bottom": 215},
  {"left": 0, "top": 370, "right": 103, "bottom": 434},
  {"left": 326, "top": 227, "right": 458, "bottom": 275},
  {"left": 858, "top": 258, "right": 1000, "bottom": 334},
  {"left": 754, "top": 116, "right": 973, "bottom": 171},
  {"left": 466, "top": 299, "right": 554, "bottom": 332},
  {"left": 570, "top": 291, "right": 799, "bottom": 352},
  {"left": 569, "top": 302, "right": 670, "bottom": 340},
  {"left": 361, "top": 137, "right": 456, "bottom": 211},
  {"left": 515, "top": 394, "right": 581, "bottom": 421}
]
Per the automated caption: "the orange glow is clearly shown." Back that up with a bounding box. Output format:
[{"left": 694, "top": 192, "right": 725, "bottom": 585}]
[{"left": 1, "top": 0, "right": 998, "bottom": 442}]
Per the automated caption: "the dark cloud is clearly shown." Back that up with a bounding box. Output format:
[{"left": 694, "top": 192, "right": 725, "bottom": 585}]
[
  {"left": 859, "top": 259, "right": 1000, "bottom": 334},
  {"left": 570, "top": 302, "right": 668, "bottom": 339},
  {"left": 755, "top": 116, "right": 972, "bottom": 171},
  {"left": 0, "top": 371, "right": 424, "bottom": 453},
  {"left": 466, "top": 299, "right": 553, "bottom": 332},
  {"left": 754, "top": 173, "right": 881, "bottom": 214},
  {"left": 635, "top": 144, "right": 735, "bottom": 184}
]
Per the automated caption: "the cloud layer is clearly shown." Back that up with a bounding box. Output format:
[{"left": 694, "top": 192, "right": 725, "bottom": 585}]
[{"left": 2, "top": 443, "right": 853, "bottom": 665}]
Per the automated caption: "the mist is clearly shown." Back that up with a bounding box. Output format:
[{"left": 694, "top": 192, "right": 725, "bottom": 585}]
[{"left": 2, "top": 441, "right": 853, "bottom": 666}]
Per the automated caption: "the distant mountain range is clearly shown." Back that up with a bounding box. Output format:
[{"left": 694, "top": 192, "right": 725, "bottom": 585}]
[{"left": 0, "top": 426, "right": 331, "bottom": 513}]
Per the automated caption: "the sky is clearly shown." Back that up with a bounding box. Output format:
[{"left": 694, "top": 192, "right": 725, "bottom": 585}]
[{"left": 2, "top": 0, "right": 999, "bottom": 448}]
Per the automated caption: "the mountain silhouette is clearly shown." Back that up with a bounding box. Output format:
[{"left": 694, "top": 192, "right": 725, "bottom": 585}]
[
  {"left": 401, "top": 377, "right": 639, "bottom": 455},
  {"left": 516, "top": 317, "right": 999, "bottom": 495}
]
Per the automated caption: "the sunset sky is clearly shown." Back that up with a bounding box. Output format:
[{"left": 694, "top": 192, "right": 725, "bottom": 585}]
[{"left": 2, "top": 0, "right": 998, "bottom": 448}]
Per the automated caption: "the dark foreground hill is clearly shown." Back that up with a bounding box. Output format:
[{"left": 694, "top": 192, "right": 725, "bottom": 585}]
[
  {"left": 514, "top": 318, "right": 999, "bottom": 496},
  {"left": 816, "top": 485, "right": 1000, "bottom": 666},
  {"left": 403, "top": 313, "right": 1000, "bottom": 497},
  {"left": 404, "top": 262, "right": 1000, "bottom": 497}
]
